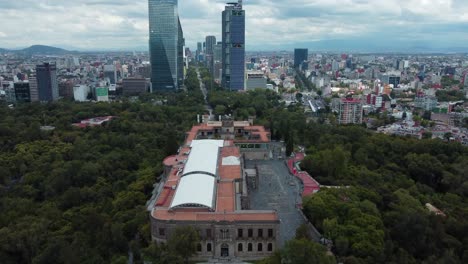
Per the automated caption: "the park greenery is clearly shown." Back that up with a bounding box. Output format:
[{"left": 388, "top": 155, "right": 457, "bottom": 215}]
[
  {"left": 0, "top": 83, "right": 467, "bottom": 263},
  {"left": 0, "top": 91, "right": 205, "bottom": 263}
]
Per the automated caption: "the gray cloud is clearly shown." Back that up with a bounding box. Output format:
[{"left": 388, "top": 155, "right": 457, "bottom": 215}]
[{"left": 0, "top": 0, "right": 467, "bottom": 51}]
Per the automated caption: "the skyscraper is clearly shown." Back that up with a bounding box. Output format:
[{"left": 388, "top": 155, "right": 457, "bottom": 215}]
[
  {"left": 36, "top": 63, "right": 58, "bottom": 102},
  {"left": 294, "top": 49, "right": 308, "bottom": 70},
  {"left": 177, "top": 18, "right": 185, "bottom": 87},
  {"left": 222, "top": 0, "right": 245, "bottom": 91},
  {"left": 205, "top": 36, "right": 216, "bottom": 55},
  {"left": 148, "top": 0, "right": 183, "bottom": 91}
]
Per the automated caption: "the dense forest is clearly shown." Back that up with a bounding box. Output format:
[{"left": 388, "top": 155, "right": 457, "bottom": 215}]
[
  {"left": 0, "top": 90, "right": 205, "bottom": 263},
  {"left": 0, "top": 83, "right": 467, "bottom": 263}
]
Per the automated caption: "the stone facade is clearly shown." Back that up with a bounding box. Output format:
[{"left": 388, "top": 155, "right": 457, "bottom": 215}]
[{"left": 151, "top": 218, "right": 279, "bottom": 260}]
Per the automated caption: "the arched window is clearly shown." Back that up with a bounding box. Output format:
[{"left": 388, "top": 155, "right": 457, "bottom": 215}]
[
  {"left": 258, "top": 243, "right": 263, "bottom": 252},
  {"left": 207, "top": 243, "right": 212, "bottom": 252},
  {"left": 238, "top": 243, "right": 243, "bottom": 252},
  {"left": 268, "top": 243, "right": 273, "bottom": 252},
  {"left": 248, "top": 243, "right": 253, "bottom": 252},
  {"left": 197, "top": 243, "right": 202, "bottom": 252}
]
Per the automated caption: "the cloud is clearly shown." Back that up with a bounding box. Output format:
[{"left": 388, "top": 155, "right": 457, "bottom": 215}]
[{"left": 0, "top": 0, "right": 467, "bottom": 51}]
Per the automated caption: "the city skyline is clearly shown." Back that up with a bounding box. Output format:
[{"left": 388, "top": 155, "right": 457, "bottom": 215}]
[{"left": 0, "top": 0, "right": 468, "bottom": 52}]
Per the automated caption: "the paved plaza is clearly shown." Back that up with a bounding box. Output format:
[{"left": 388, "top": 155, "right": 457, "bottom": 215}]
[{"left": 245, "top": 160, "right": 306, "bottom": 247}]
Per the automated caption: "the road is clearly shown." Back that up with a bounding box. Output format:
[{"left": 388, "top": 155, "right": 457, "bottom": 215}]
[{"left": 196, "top": 67, "right": 213, "bottom": 120}]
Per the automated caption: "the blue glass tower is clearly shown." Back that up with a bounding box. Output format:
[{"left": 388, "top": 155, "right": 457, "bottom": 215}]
[
  {"left": 36, "top": 63, "right": 58, "bottom": 102},
  {"left": 222, "top": 0, "right": 245, "bottom": 91},
  {"left": 148, "top": 0, "right": 183, "bottom": 91}
]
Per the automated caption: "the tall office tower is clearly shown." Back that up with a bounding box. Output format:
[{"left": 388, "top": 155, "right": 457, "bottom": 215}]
[
  {"left": 103, "top": 65, "right": 117, "bottom": 84},
  {"left": 197, "top": 42, "right": 202, "bottom": 54},
  {"left": 294, "top": 48, "right": 308, "bottom": 69},
  {"left": 177, "top": 18, "right": 185, "bottom": 87},
  {"left": 28, "top": 75, "right": 39, "bottom": 102},
  {"left": 214, "top": 42, "right": 222, "bottom": 62},
  {"left": 148, "top": 0, "right": 183, "bottom": 91},
  {"left": 205, "top": 36, "right": 216, "bottom": 55},
  {"left": 36, "top": 63, "right": 58, "bottom": 102},
  {"left": 222, "top": 0, "right": 245, "bottom": 91}
]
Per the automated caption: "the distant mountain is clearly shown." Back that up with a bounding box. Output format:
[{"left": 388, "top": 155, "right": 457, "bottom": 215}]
[
  {"left": 0, "top": 48, "right": 8, "bottom": 53},
  {"left": 18, "top": 45, "right": 74, "bottom": 55}
]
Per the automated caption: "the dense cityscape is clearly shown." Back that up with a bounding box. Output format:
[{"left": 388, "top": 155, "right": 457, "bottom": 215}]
[{"left": 0, "top": 0, "right": 467, "bottom": 264}]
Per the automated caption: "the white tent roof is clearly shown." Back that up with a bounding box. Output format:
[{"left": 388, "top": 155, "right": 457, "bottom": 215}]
[
  {"left": 170, "top": 140, "right": 224, "bottom": 210},
  {"left": 170, "top": 173, "right": 216, "bottom": 209},
  {"left": 183, "top": 140, "right": 224, "bottom": 176}
]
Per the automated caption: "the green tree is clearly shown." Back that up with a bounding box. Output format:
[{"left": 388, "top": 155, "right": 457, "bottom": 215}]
[{"left": 167, "top": 226, "right": 200, "bottom": 263}]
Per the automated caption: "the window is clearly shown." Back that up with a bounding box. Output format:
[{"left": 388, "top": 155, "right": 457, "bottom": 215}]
[
  {"left": 206, "top": 229, "right": 212, "bottom": 238},
  {"left": 268, "top": 243, "right": 273, "bottom": 252},
  {"left": 258, "top": 229, "right": 263, "bottom": 238},
  {"left": 238, "top": 243, "right": 243, "bottom": 252},
  {"left": 158, "top": 228, "right": 165, "bottom": 236},
  {"left": 238, "top": 229, "right": 243, "bottom": 238},
  {"left": 258, "top": 243, "right": 263, "bottom": 252},
  {"left": 207, "top": 243, "right": 212, "bottom": 252},
  {"left": 248, "top": 243, "right": 253, "bottom": 252},
  {"left": 197, "top": 243, "right": 202, "bottom": 252},
  {"left": 268, "top": 229, "right": 274, "bottom": 238},
  {"left": 248, "top": 228, "right": 253, "bottom": 238},
  {"left": 221, "top": 229, "right": 230, "bottom": 239}
]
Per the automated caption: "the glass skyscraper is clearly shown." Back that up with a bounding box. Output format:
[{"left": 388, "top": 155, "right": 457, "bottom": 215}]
[
  {"left": 148, "top": 0, "right": 184, "bottom": 91},
  {"left": 36, "top": 63, "right": 58, "bottom": 102},
  {"left": 294, "top": 48, "right": 309, "bottom": 70},
  {"left": 222, "top": 0, "right": 245, "bottom": 91}
]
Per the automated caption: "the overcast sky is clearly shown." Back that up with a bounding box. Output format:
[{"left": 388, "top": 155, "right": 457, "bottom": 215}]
[{"left": 1, "top": 0, "right": 468, "bottom": 51}]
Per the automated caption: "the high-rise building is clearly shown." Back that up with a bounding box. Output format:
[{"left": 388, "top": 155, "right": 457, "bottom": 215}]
[
  {"left": 177, "top": 18, "right": 185, "bottom": 88},
  {"left": 28, "top": 75, "right": 39, "bottom": 102},
  {"left": 14, "top": 81, "right": 31, "bottom": 103},
  {"left": 36, "top": 63, "right": 58, "bottom": 102},
  {"left": 222, "top": 0, "right": 245, "bottom": 91},
  {"left": 334, "top": 98, "right": 363, "bottom": 125},
  {"left": 294, "top": 49, "right": 308, "bottom": 69},
  {"left": 148, "top": 0, "right": 183, "bottom": 91},
  {"left": 214, "top": 42, "right": 222, "bottom": 62},
  {"left": 205, "top": 36, "right": 216, "bottom": 55},
  {"left": 122, "top": 78, "right": 148, "bottom": 96},
  {"left": 197, "top": 42, "right": 202, "bottom": 54},
  {"left": 104, "top": 65, "right": 117, "bottom": 85}
]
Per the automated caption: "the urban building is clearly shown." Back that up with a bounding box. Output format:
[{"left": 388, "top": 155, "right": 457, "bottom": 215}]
[
  {"left": 206, "top": 36, "right": 217, "bottom": 56},
  {"left": 138, "top": 64, "right": 151, "bottom": 79},
  {"left": 222, "top": 0, "right": 245, "bottom": 91},
  {"left": 36, "top": 63, "right": 58, "bottom": 102},
  {"left": 148, "top": 0, "right": 183, "bottom": 91},
  {"left": 246, "top": 72, "right": 267, "bottom": 90},
  {"left": 95, "top": 87, "right": 109, "bottom": 102},
  {"left": 59, "top": 80, "right": 74, "bottom": 99},
  {"left": 103, "top": 65, "right": 117, "bottom": 85},
  {"left": 14, "top": 81, "right": 31, "bottom": 103},
  {"left": 28, "top": 75, "right": 39, "bottom": 102},
  {"left": 122, "top": 78, "right": 148, "bottom": 96},
  {"left": 415, "top": 96, "right": 438, "bottom": 111},
  {"left": 214, "top": 42, "right": 222, "bottom": 62},
  {"left": 379, "top": 72, "right": 401, "bottom": 88},
  {"left": 334, "top": 98, "right": 363, "bottom": 124},
  {"left": 294, "top": 49, "right": 308, "bottom": 70},
  {"left": 150, "top": 120, "right": 278, "bottom": 261},
  {"left": 73, "top": 85, "right": 89, "bottom": 102},
  {"left": 178, "top": 18, "right": 185, "bottom": 88}
]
